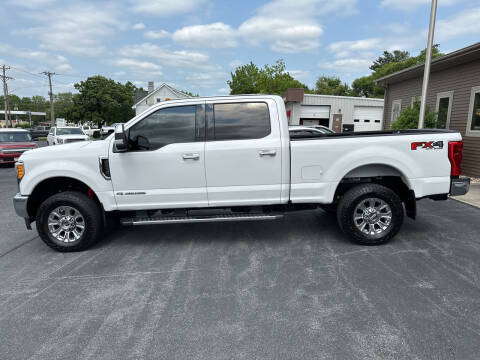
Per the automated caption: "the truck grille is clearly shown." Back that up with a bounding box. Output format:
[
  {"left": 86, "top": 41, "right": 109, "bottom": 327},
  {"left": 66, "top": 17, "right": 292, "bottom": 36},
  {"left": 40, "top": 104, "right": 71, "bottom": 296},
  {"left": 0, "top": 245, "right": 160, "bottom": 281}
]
[{"left": 65, "top": 139, "right": 85, "bottom": 144}]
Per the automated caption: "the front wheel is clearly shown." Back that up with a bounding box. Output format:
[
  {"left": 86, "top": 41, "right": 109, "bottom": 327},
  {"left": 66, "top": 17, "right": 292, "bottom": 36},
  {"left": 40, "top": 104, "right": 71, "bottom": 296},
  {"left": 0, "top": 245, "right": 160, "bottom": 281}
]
[
  {"left": 336, "top": 184, "right": 404, "bottom": 245},
  {"left": 36, "top": 191, "right": 104, "bottom": 252}
]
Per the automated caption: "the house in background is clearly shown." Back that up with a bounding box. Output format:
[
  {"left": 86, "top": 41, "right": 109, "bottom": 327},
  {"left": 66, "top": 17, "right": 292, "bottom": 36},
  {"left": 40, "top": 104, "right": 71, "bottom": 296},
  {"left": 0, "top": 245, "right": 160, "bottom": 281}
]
[
  {"left": 132, "top": 82, "right": 193, "bottom": 115},
  {"left": 376, "top": 42, "right": 480, "bottom": 177},
  {"left": 283, "top": 88, "right": 384, "bottom": 132}
]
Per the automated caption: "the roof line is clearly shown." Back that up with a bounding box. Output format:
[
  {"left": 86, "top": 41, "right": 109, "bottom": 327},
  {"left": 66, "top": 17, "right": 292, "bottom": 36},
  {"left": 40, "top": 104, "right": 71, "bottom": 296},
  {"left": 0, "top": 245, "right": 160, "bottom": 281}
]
[
  {"left": 132, "top": 83, "right": 192, "bottom": 108},
  {"left": 376, "top": 42, "right": 480, "bottom": 84}
]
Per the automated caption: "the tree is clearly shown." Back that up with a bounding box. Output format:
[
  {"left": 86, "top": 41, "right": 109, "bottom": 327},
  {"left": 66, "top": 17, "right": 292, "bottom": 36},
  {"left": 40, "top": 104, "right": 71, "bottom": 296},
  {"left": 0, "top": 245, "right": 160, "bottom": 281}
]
[
  {"left": 68, "top": 76, "right": 136, "bottom": 126},
  {"left": 314, "top": 75, "right": 352, "bottom": 96},
  {"left": 228, "top": 60, "right": 309, "bottom": 95},
  {"left": 352, "top": 45, "right": 443, "bottom": 98},
  {"left": 370, "top": 50, "right": 410, "bottom": 71},
  {"left": 391, "top": 99, "right": 437, "bottom": 130}
]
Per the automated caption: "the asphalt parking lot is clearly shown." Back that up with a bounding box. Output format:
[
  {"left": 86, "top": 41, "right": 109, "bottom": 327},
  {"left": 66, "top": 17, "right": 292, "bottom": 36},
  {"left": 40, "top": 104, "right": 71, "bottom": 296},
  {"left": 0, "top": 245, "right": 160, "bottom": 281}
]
[{"left": 1, "top": 164, "right": 480, "bottom": 359}]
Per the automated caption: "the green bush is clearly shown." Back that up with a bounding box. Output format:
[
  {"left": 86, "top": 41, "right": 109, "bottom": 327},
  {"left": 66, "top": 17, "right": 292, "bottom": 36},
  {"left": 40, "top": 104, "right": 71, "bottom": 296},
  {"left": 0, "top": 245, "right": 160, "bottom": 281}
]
[{"left": 391, "top": 100, "right": 438, "bottom": 130}]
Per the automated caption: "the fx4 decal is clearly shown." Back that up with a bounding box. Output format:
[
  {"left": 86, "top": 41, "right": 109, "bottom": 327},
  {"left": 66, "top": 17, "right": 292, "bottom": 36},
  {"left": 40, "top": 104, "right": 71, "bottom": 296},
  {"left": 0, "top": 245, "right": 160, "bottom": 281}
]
[{"left": 411, "top": 141, "right": 443, "bottom": 150}]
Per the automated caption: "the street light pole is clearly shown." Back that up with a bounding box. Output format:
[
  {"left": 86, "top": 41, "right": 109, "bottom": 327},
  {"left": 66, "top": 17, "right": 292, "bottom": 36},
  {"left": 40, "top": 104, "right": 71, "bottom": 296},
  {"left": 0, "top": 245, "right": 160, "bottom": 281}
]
[{"left": 418, "top": 0, "right": 438, "bottom": 129}]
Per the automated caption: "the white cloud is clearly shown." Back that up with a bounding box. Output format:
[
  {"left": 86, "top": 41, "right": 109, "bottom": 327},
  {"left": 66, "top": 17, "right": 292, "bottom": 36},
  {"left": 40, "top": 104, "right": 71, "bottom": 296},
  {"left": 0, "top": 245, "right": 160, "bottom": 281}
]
[
  {"left": 144, "top": 30, "right": 170, "bottom": 39},
  {"left": 229, "top": 60, "right": 243, "bottom": 68},
  {"left": 131, "top": 0, "right": 206, "bottom": 16},
  {"left": 287, "top": 69, "right": 311, "bottom": 80},
  {"left": 172, "top": 23, "right": 237, "bottom": 48},
  {"left": 7, "top": 0, "right": 55, "bottom": 8},
  {"left": 238, "top": 0, "right": 355, "bottom": 53},
  {"left": 115, "top": 58, "right": 163, "bottom": 72},
  {"left": 239, "top": 17, "right": 322, "bottom": 53},
  {"left": 435, "top": 7, "right": 480, "bottom": 42},
  {"left": 20, "top": 2, "right": 123, "bottom": 56},
  {"left": 132, "top": 23, "right": 146, "bottom": 30},
  {"left": 185, "top": 71, "right": 227, "bottom": 87},
  {"left": 118, "top": 43, "right": 214, "bottom": 70},
  {"left": 0, "top": 43, "right": 72, "bottom": 73},
  {"left": 380, "top": 0, "right": 456, "bottom": 11},
  {"left": 318, "top": 58, "right": 372, "bottom": 74}
]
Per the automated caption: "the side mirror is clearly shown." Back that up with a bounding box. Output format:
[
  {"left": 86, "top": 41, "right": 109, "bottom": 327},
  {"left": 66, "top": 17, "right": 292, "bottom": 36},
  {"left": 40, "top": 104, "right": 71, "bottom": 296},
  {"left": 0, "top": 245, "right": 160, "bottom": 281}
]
[{"left": 113, "top": 124, "right": 128, "bottom": 152}]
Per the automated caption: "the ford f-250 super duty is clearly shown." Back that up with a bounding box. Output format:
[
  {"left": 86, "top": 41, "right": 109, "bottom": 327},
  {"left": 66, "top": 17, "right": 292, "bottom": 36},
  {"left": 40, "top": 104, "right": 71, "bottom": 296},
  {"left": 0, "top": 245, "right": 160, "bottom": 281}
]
[{"left": 13, "top": 95, "right": 470, "bottom": 252}]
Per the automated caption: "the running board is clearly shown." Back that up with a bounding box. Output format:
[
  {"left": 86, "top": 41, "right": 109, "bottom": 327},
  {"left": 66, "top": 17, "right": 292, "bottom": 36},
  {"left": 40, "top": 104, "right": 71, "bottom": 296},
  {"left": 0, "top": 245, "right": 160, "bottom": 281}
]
[{"left": 120, "top": 213, "right": 284, "bottom": 226}]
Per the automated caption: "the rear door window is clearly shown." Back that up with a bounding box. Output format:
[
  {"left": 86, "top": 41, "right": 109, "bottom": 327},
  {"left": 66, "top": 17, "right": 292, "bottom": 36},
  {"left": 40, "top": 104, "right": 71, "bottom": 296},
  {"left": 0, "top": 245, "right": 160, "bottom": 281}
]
[{"left": 213, "top": 102, "right": 271, "bottom": 141}]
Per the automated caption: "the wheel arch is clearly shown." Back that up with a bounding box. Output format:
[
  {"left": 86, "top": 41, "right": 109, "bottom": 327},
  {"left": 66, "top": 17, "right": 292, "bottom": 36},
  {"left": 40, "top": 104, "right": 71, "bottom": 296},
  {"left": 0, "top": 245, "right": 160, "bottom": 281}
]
[
  {"left": 333, "top": 163, "right": 416, "bottom": 219},
  {"left": 27, "top": 176, "right": 102, "bottom": 219}
]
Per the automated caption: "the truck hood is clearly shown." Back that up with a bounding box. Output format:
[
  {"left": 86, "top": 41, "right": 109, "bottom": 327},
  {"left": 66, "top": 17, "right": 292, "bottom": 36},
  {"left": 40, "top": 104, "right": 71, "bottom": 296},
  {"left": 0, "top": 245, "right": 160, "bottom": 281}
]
[
  {"left": 19, "top": 139, "right": 108, "bottom": 162},
  {"left": 56, "top": 134, "right": 89, "bottom": 140}
]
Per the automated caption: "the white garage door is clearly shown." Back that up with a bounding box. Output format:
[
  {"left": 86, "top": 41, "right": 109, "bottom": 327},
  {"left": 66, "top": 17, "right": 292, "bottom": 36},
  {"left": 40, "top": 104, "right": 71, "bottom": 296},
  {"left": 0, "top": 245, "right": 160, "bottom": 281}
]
[
  {"left": 300, "top": 105, "right": 330, "bottom": 119},
  {"left": 353, "top": 106, "right": 383, "bottom": 131}
]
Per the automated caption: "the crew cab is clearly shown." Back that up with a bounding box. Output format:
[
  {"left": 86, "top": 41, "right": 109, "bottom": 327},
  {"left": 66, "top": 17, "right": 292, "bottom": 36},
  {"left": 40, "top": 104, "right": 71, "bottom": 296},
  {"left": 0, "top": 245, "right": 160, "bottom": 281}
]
[
  {"left": 13, "top": 95, "right": 470, "bottom": 252},
  {"left": 47, "top": 126, "right": 89, "bottom": 146},
  {"left": 0, "top": 129, "right": 37, "bottom": 165}
]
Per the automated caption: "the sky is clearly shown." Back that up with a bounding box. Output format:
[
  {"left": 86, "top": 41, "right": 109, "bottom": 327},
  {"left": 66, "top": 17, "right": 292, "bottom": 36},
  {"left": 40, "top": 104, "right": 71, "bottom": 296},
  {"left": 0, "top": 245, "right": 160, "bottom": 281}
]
[{"left": 1, "top": 0, "right": 479, "bottom": 99}]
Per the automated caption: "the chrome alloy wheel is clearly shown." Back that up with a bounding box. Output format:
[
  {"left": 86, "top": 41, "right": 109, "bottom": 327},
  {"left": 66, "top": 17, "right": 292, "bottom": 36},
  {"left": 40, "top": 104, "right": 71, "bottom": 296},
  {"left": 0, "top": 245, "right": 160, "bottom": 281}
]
[
  {"left": 353, "top": 198, "right": 392, "bottom": 236},
  {"left": 47, "top": 206, "right": 85, "bottom": 243}
]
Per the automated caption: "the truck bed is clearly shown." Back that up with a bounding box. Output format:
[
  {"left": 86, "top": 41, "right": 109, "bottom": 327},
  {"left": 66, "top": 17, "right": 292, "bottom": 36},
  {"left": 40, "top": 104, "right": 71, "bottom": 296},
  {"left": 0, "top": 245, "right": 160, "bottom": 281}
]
[{"left": 290, "top": 128, "right": 457, "bottom": 140}]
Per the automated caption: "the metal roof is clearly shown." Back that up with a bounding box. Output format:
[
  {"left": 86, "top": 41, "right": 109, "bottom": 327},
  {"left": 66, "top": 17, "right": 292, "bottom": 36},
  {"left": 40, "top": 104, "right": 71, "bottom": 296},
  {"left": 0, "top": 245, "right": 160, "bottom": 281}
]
[{"left": 376, "top": 42, "right": 480, "bottom": 86}]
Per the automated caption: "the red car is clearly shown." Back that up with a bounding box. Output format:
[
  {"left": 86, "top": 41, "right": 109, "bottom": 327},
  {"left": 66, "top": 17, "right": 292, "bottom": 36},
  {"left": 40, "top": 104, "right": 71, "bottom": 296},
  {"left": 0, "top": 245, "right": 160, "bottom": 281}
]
[{"left": 0, "top": 129, "right": 38, "bottom": 165}]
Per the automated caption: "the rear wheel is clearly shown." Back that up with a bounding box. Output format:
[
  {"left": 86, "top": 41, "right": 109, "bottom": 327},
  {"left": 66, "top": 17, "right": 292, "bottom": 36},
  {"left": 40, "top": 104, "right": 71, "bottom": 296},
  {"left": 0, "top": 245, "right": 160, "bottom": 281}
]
[
  {"left": 36, "top": 191, "right": 104, "bottom": 252},
  {"left": 336, "top": 184, "right": 404, "bottom": 245}
]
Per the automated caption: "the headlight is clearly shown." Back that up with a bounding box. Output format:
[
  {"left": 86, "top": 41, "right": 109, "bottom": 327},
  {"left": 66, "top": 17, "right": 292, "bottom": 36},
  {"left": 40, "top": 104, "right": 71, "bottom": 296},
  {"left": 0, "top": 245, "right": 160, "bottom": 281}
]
[{"left": 16, "top": 162, "right": 25, "bottom": 181}]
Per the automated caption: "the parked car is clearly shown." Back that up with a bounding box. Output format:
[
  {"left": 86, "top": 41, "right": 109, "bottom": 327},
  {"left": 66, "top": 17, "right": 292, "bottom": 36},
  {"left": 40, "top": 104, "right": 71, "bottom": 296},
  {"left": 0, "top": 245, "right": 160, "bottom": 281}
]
[
  {"left": 30, "top": 125, "right": 50, "bottom": 140},
  {"left": 13, "top": 95, "right": 469, "bottom": 252},
  {"left": 81, "top": 125, "right": 102, "bottom": 138},
  {"left": 0, "top": 129, "right": 37, "bottom": 165},
  {"left": 101, "top": 123, "right": 121, "bottom": 136},
  {"left": 289, "top": 125, "right": 334, "bottom": 137},
  {"left": 47, "top": 126, "right": 90, "bottom": 146}
]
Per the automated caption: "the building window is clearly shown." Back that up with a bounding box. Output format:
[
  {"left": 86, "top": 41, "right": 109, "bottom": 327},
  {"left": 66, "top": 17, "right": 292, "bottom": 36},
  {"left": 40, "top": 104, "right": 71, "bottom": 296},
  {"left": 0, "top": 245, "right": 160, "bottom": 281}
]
[
  {"left": 156, "top": 98, "right": 161, "bottom": 103},
  {"left": 435, "top": 91, "right": 454, "bottom": 129},
  {"left": 391, "top": 99, "right": 402, "bottom": 124},
  {"left": 467, "top": 86, "right": 480, "bottom": 136}
]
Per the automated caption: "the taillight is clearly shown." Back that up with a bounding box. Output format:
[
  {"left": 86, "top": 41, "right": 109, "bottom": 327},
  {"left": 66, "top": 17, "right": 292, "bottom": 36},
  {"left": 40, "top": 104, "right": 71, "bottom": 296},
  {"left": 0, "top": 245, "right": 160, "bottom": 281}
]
[{"left": 448, "top": 141, "right": 463, "bottom": 177}]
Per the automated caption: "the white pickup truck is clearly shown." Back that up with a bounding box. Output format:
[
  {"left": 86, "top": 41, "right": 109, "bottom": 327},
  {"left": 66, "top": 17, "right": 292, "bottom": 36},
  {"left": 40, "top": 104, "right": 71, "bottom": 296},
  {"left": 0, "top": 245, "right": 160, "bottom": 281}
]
[{"left": 13, "top": 95, "right": 470, "bottom": 252}]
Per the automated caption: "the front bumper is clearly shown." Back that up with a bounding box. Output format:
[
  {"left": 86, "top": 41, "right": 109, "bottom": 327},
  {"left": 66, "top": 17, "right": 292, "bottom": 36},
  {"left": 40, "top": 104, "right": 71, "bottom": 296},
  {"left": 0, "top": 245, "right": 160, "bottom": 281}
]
[
  {"left": 13, "top": 193, "right": 29, "bottom": 218},
  {"left": 450, "top": 177, "right": 470, "bottom": 196}
]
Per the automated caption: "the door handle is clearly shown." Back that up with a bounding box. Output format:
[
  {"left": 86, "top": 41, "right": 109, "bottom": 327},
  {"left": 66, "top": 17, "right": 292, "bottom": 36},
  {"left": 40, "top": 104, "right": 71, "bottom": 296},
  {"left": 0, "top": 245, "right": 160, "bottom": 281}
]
[
  {"left": 182, "top": 153, "right": 200, "bottom": 160},
  {"left": 258, "top": 149, "right": 276, "bottom": 157}
]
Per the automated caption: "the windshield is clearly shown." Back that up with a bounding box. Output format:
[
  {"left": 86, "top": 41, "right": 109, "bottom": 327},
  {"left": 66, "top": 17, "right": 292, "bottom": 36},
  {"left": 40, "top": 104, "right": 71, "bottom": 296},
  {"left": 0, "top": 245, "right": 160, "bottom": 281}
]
[
  {"left": 57, "top": 128, "right": 84, "bottom": 135},
  {"left": 0, "top": 132, "right": 32, "bottom": 142}
]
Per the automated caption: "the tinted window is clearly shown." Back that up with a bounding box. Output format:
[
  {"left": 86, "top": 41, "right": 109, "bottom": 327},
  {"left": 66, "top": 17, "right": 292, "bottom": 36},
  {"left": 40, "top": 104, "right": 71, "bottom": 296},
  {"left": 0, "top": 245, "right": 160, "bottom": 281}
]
[
  {"left": 129, "top": 105, "right": 196, "bottom": 150},
  {"left": 214, "top": 102, "right": 270, "bottom": 140},
  {"left": 0, "top": 132, "right": 32, "bottom": 142},
  {"left": 57, "top": 128, "right": 84, "bottom": 135}
]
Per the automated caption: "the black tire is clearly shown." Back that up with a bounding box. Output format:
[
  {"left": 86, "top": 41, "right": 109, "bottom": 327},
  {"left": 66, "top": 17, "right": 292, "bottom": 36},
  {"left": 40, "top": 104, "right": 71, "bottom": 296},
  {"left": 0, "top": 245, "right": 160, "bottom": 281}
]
[
  {"left": 36, "top": 191, "right": 104, "bottom": 252},
  {"left": 336, "top": 184, "right": 404, "bottom": 245}
]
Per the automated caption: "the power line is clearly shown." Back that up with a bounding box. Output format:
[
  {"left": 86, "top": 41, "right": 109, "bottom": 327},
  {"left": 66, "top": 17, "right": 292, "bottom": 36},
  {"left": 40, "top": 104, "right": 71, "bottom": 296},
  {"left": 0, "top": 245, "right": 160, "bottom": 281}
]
[{"left": 10, "top": 66, "right": 44, "bottom": 79}]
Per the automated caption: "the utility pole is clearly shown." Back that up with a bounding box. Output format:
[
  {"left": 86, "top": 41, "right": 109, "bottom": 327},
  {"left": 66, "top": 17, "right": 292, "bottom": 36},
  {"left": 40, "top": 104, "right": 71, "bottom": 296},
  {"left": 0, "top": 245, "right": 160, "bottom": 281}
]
[
  {"left": 1, "top": 65, "right": 13, "bottom": 128},
  {"left": 418, "top": 0, "right": 438, "bottom": 129},
  {"left": 42, "top": 71, "right": 56, "bottom": 126}
]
